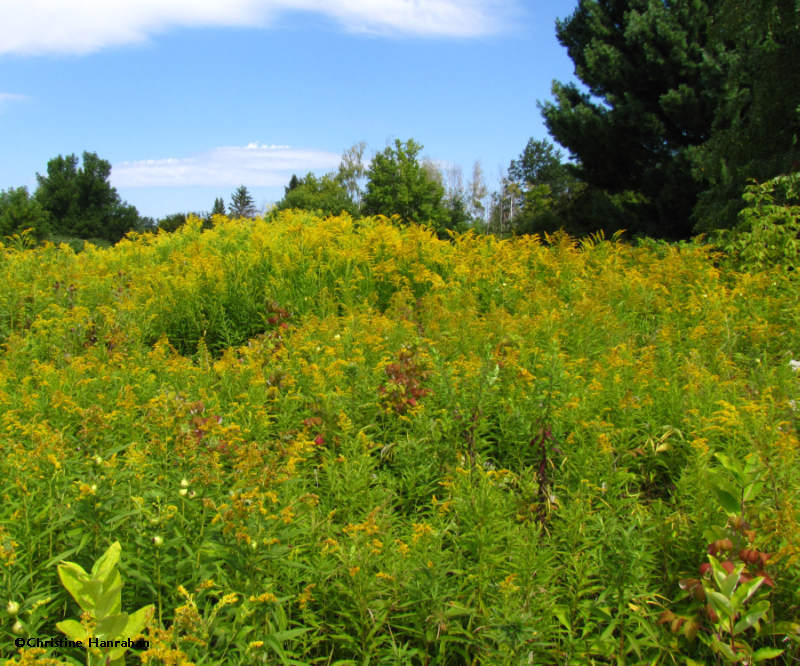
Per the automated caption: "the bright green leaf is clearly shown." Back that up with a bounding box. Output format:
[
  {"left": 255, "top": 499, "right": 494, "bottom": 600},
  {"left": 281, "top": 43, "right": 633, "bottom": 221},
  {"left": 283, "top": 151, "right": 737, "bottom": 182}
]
[
  {"left": 91, "top": 541, "right": 121, "bottom": 582},
  {"left": 753, "top": 647, "right": 785, "bottom": 661},
  {"left": 95, "top": 612, "right": 128, "bottom": 639},
  {"left": 56, "top": 619, "right": 88, "bottom": 642},
  {"left": 712, "top": 486, "right": 741, "bottom": 514}
]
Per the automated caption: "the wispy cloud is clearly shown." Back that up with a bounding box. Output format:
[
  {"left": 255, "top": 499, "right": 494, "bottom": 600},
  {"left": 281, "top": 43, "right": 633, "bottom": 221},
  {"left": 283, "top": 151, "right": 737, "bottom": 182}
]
[
  {"left": 112, "top": 142, "right": 341, "bottom": 188},
  {"left": 0, "top": 1, "right": 514, "bottom": 56},
  {"left": 0, "top": 93, "right": 29, "bottom": 111}
]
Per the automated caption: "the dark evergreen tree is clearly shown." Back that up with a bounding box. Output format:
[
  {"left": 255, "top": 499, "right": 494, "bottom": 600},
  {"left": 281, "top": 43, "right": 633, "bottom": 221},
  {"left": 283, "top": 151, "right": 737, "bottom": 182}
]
[
  {"left": 229, "top": 186, "right": 257, "bottom": 219},
  {"left": 285, "top": 174, "right": 301, "bottom": 194},
  {"left": 540, "top": 0, "right": 726, "bottom": 238},
  {"left": 211, "top": 197, "right": 226, "bottom": 217},
  {"left": 692, "top": 0, "right": 800, "bottom": 229}
]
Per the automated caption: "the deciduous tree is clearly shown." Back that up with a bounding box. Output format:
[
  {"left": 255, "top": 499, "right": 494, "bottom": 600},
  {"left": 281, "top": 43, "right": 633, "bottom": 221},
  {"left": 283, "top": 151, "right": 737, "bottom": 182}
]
[
  {"left": 275, "top": 173, "right": 357, "bottom": 217},
  {"left": 363, "top": 139, "right": 448, "bottom": 233},
  {"left": 337, "top": 142, "right": 368, "bottom": 213},
  {"left": 35, "top": 151, "right": 140, "bottom": 242},
  {"left": 0, "top": 186, "right": 50, "bottom": 240}
]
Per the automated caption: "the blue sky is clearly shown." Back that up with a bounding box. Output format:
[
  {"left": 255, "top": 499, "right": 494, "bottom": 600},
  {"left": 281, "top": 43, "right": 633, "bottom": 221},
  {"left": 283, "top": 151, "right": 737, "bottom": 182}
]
[{"left": 0, "top": 1, "right": 579, "bottom": 219}]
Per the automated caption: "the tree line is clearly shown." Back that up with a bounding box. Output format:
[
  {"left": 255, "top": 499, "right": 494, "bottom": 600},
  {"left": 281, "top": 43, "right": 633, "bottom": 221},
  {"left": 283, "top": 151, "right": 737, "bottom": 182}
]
[
  {"left": 2, "top": 0, "right": 797, "bottom": 243},
  {"left": 0, "top": 152, "right": 272, "bottom": 244}
]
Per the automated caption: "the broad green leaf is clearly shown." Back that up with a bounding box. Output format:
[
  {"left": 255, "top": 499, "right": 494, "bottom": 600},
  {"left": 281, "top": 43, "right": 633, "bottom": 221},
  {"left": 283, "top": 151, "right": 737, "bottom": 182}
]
[
  {"left": 91, "top": 541, "right": 121, "bottom": 581},
  {"left": 57, "top": 563, "right": 94, "bottom": 612},
  {"left": 733, "top": 600, "right": 770, "bottom": 634},
  {"left": 753, "top": 647, "right": 785, "bottom": 661},
  {"left": 761, "top": 620, "right": 800, "bottom": 636},
  {"left": 712, "top": 486, "right": 741, "bottom": 514},
  {"left": 706, "top": 589, "right": 733, "bottom": 619},
  {"left": 82, "top": 579, "right": 104, "bottom": 609},
  {"left": 95, "top": 612, "right": 129, "bottom": 639},
  {"left": 95, "top": 570, "right": 123, "bottom": 617},
  {"left": 56, "top": 619, "right": 89, "bottom": 642},
  {"left": 123, "top": 604, "right": 154, "bottom": 637},
  {"left": 553, "top": 606, "right": 571, "bottom": 631},
  {"left": 711, "top": 636, "right": 738, "bottom": 660},
  {"left": 731, "top": 576, "right": 764, "bottom": 607},
  {"left": 107, "top": 646, "right": 130, "bottom": 661},
  {"left": 721, "top": 569, "right": 743, "bottom": 599},
  {"left": 714, "top": 453, "right": 744, "bottom": 483},
  {"left": 744, "top": 480, "right": 764, "bottom": 502}
]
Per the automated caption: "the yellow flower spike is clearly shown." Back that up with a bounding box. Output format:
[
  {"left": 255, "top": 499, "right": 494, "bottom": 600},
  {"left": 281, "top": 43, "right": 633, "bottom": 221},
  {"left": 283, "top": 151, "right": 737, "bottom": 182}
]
[
  {"left": 216, "top": 593, "right": 239, "bottom": 608},
  {"left": 298, "top": 584, "right": 316, "bottom": 609}
]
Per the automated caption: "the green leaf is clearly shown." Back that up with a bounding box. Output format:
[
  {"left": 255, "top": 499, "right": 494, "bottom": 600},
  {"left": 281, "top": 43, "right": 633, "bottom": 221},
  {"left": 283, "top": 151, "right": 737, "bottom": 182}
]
[
  {"left": 553, "top": 606, "right": 571, "bottom": 631},
  {"left": 123, "top": 604, "right": 154, "bottom": 638},
  {"left": 706, "top": 589, "right": 734, "bottom": 620},
  {"left": 761, "top": 620, "right": 800, "bottom": 637},
  {"left": 95, "top": 570, "right": 123, "bottom": 617},
  {"left": 744, "top": 480, "right": 765, "bottom": 502},
  {"left": 714, "top": 452, "right": 744, "bottom": 481},
  {"left": 272, "top": 627, "right": 311, "bottom": 641},
  {"left": 57, "top": 562, "right": 94, "bottom": 612},
  {"left": 753, "top": 647, "right": 785, "bottom": 661},
  {"left": 731, "top": 576, "right": 764, "bottom": 607},
  {"left": 733, "top": 600, "right": 770, "bottom": 634},
  {"left": 56, "top": 619, "right": 89, "bottom": 642},
  {"left": 710, "top": 636, "right": 738, "bottom": 661},
  {"left": 712, "top": 486, "right": 741, "bottom": 514},
  {"left": 107, "top": 646, "right": 130, "bottom": 662},
  {"left": 721, "top": 568, "right": 743, "bottom": 599},
  {"left": 95, "top": 612, "right": 128, "bottom": 639},
  {"left": 82, "top": 579, "right": 104, "bottom": 609},
  {"left": 91, "top": 541, "right": 121, "bottom": 582}
]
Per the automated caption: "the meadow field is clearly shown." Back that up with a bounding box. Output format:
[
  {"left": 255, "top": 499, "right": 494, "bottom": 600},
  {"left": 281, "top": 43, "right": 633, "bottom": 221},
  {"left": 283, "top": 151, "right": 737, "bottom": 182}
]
[{"left": 1, "top": 212, "right": 799, "bottom": 664}]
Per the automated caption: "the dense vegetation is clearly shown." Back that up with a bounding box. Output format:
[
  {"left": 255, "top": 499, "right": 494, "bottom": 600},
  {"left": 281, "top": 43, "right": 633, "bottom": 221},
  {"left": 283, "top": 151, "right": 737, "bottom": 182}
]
[
  {"left": 1, "top": 1, "right": 799, "bottom": 663},
  {"left": 1, "top": 210, "right": 799, "bottom": 664}
]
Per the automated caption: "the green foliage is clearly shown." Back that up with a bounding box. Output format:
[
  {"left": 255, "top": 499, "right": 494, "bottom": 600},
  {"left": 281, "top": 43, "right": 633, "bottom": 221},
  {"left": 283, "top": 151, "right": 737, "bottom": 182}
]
[
  {"left": 2, "top": 213, "right": 800, "bottom": 663},
  {"left": 541, "top": 0, "right": 723, "bottom": 238},
  {"left": 34, "top": 151, "right": 141, "bottom": 243},
  {"left": 56, "top": 541, "right": 153, "bottom": 665},
  {"left": 499, "top": 138, "right": 579, "bottom": 236},
  {"left": 713, "top": 172, "right": 800, "bottom": 272},
  {"left": 0, "top": 186, "right": 50, "bottom": 240},
  {"left": 363, "top": 139, "right": 450, "bottom": 233},
  {"left": 692, "top": 0, "right": 800, "bottom": 230},
  {"left": 229, "top": 185, "right": 257, "bottom": 219},
  {"left": 508, "top": 138, "right": 572, "bottom": 200},
  {"left": 662, "top": 451, "right": 799, "bottom": 663},
  {"left": 157, "top": 212, "right": 188, "bottom": 233},
  {"left": 275, "top": 172, "right": 357, "bottom": 217},
  {"left": 211, "top": 197, "right": 226, "bottom": 217}
]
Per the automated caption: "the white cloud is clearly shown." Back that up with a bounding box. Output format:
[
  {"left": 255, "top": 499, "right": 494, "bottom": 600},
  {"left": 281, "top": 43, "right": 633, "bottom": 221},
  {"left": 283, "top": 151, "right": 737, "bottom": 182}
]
[
  {"left": 0, "top": 0, "right": 513, "bottom": 56},
  {"left": 112, "top": 142, "right": 342, "bottom": 187},
  {"left": 0, "top": 93, "right": 29, "bottom": 111}
]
